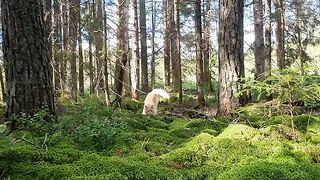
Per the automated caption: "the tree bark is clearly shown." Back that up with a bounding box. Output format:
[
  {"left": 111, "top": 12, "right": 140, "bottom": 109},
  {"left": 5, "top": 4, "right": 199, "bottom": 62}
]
[
  {"left": 195, "top": 0, "right": 205, "bottom": 107},
  {"left": 163, "top": 0, "right": 171, "bottom": 88},
  {"left": 78, "top": 0, "right": 84, "bottom": 97},
  {"left": 294, "top": 0, "right": 305, "bottom": 75},
  {"left": 150, "top": 0, "right": 156, "bottom": 88},
  {"left": 253, "top": 0, "right": 265, "bottom": 81},
  {"left": 203, "top": 0, "right": 213, "bottom": 92},
  {"left": 44, "top": 0, "right": 53, "bottom": 65},
  {"left": 2, "top": 0, "right": 55, "bottom": 129},
  {"left": 218, "top": 0, "right": 244, "bottom": 116},
  {"left": 69, "top": 0, "right": 78, "bottom": 101},
  {"left": 0, "top": 66, "right": 6, "bottom": 102},
  {"left": 89, "top": 0, "right": 95, "bottom": 94},
  {"left": 103, "top": 0, "right": 111, "bottom": 105},
  {"left": 61, "top": 0, "right": 68, "bottom": 91},
  {"left": 264, "top": 0, "right": 271, "bottom": 80},
  {"left": 53, "top": 0, "right": 62, "bottom": 93},
  {"left": 94, "top": 0, "right": 104, "bottom": 95},
  {"left": 172, "top": 0, "right": 182, "bottom": 101},
  {"left": 130, "top": 0, "right": 140, "bottom": 100},
  {"left": 139, "top": 0, "right": 149, "bottom": 91},
  {"left": 275, "top": 0, "right": 285, "bottom": 69},
  {"left": 113, "top": 0, "right": 129, "bottom": 105}
]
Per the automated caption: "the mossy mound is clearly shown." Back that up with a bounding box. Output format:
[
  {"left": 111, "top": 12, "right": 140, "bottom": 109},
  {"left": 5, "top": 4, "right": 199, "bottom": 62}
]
[{"left": 218, "top": 157, "right": 320, "bottom": 180}]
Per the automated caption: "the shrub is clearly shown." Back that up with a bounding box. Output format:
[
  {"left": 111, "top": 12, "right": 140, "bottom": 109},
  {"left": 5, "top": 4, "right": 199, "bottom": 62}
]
[{"left": 74, "top": 116, "right": 127, "bottom": 151}]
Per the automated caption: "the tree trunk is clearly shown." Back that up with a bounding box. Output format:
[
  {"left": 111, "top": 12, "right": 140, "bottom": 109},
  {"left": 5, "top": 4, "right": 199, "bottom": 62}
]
[
  {"left": 89, "top": 0, "right": 95, "bottom": 94},
  {"left": 94, "top": 0, "right": 104, "bottom": 95},
  {"left": 294, "top": 0, "right": 305, "bottom": 75},
  {"left": 2, "top": 0, "right": 56, "bottom": 130},
  {"left": 150, "top": 0, "right": 156, "bottom": 88},
  {"left": 44, "top": 0, "right": 53, "bottom": 65},
  {"left": 218, "top": 0, "right": 244, "bottom": 116},
  {"left": 264, "top": 0, "right": 271, "bottom": 80},
  {"left": 103, "top": 0, "right": 111, "bottom": 105},
  {"left": 163, "top": 0, "right": 171, "bottom": 88},
  {"left": 130, "top": 0, "right": 140, "bottom": 100},
  {"left": 78, "top": 0, "right": 84, "bottom": 97},
  {"left": 170, "top": 0, "right": 175, "bottom": 91},
  {"left": 253, "top": 0, "right": 265, "bottom": 81},
  {"left": 172, "top": 0, "right": 182, "bottom": 101},
  {"left": 275, "top": 0, "right": 285, "bottom": 69},
  {"left": 195, "top": 0, "right": 205, "bottom": 107},
  {"left": 0, "top": 66, "right": 6, "bottom": 102},
  {"left": 113, "top": 0, "right": 129, "bottom": 105},
  {"left": 140, "top": 0, "right": 148, "bottom": 91},
  {"left": 69, "top": 0, "right": 78, "bottom": 101},
  {"left": 203, "top": 0, "right": 213, "bottom": 93},
  {"left": 61, "top": 0, "right": 68, "bottom": 91},
  {"left": 53, "top": 0, "right": 62, "bottom": 93}
]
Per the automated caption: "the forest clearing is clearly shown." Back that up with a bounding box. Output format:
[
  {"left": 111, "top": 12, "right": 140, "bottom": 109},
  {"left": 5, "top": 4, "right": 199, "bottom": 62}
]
[{"left": 1, "top": 0, "right": 320, "bottom": 179}]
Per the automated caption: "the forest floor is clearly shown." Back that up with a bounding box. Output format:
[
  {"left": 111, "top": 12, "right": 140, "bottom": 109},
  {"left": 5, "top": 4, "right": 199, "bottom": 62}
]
[{"left": 1, "top": 96, "right": 320, "bottom": 179}]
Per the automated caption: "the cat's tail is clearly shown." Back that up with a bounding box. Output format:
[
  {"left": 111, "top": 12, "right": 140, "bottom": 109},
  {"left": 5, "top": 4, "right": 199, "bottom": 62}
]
[{"left": 151, "top": 89, "right": 170, "bottom": 99}]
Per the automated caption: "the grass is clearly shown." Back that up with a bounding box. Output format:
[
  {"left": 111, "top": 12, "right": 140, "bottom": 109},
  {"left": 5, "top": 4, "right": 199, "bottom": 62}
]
[{"left": 0, "top": 96, "right": 320, "bottom": 179}]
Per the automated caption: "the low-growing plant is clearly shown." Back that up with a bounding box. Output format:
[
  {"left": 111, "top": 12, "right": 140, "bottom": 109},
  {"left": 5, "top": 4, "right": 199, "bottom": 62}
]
[
  {"left": 239, "top": 69, "right": 320, "bottom": 132},
  {"left": 74, "top": 116, "right": 127, "bottom": 151}
]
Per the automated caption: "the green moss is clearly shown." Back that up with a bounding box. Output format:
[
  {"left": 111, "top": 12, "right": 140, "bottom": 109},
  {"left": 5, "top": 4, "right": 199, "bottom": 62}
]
[
  {"left": 217, "top": 124, "right": 262, "bottom": 141},
  {"left": 201, "top": 129, "right": 219, "bottom": 136},
  {"left": 121, "top": 98, "right": 144, "bottom": 112},
  {"left": 218, "top": 157, "right": 320, "bottom": 180},
  {"left": 168, "top": 117, "right": 188, "bottom": 130},
  {"left": 2, "top": 97, "right": 320, "bottom": 179}
]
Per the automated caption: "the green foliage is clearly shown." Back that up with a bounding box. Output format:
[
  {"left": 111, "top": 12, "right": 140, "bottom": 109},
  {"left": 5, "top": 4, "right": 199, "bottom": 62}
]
[
  {"left": 1, "top": 97, "right": 320, "bottom": 179},
  {"left": 74, "top": 116, "right": 127, "bottom": 151},
  {"left": 121, "top": 98, "right": 144, "bottom": 112},
  {"left": 241, "top": 69, "right": 320, "bottom": 110},
  {"left": 218, "top": 157, "right": 320, "bottom": 180}
]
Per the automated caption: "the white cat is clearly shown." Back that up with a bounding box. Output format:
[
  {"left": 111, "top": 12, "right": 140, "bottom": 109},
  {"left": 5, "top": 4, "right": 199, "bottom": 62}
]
[{"left": 142, "top": 89, "right": 170, "bottom": 115}]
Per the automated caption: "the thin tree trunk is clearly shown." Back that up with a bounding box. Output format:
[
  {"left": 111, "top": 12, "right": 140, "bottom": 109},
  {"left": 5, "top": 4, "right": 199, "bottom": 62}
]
[
  {"left": 130, "top": 0, "right": 140, "bottom": 100},
  {"left": 103, "top": 0, "right": 111, "bottom": 105},
  {"left": 113, "top": 0, "right": 129, "bottom": 105},
  {"left": 140, "top": 0, "right": 148, "bottom": 91},
  {"left": 253, "top": 0, "right": 265, "bottom": 80},
  {"left": 163, "top": 0, "right": 171, "bottom": 88},
  {"left": 53, "top": 0, "right": 62, "bottom": 93},
  {"left": 2, "top": 0, "right": 56, "bottom": 130},
  {"left": 265, "top": 0, "right": 272, "bottom": 100},
  {"left": 275, "top": 0, "right": 285, "bottom": 69},
  {"left": 78, "top": 0, "right": 84, "bottom": 97},
  {"left": 150, "top": 0, "right": 156, "bottom": 88},
  {"left": 0, "top": 66, "right": 5, "bottom": 102},
  {"left": 172, "top": 0, "right": 182, "bottom": 101},
  {"left": 89, "top": 0, "right": 95, "bottom": 94},
  {"left": 294, "top": 0, "right": 305, "bottom": 75},
  {"left": 168, "top": 0, "right": 177, "bottom": 91},
  {"left": 218, "top": 0, "right": 244, "bottom": 116},
  {"left": 264, "top": 0, "right": 271, "bottom": 80},
  {"left": 94, "top": 0, "right": 104, "bottom": 95},
  {"left": 203, "top": 0, "right": 213, "bottom": 93},
  {"left": 195, "top": 0, "right": 205, "bottom": 107},
  {"left": 170, "top": 0, "right": 175, "bottom": 91},
  {"left": 69, "top": 0, "right": 79, "bottom": 101},
  {"left": 61, "top": 0, "right": 68, "bottom": 91}
]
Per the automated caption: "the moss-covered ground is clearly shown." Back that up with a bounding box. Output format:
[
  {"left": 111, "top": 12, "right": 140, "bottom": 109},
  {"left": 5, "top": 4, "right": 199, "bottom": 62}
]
[{"left": 1, "top": 97, "right": 320, "bottom": 179}]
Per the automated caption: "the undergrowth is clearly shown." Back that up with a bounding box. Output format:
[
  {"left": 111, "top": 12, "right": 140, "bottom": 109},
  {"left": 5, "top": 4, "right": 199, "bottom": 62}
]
[{"left": 0, "top": 96, "right": 319, "bottom": 179}]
